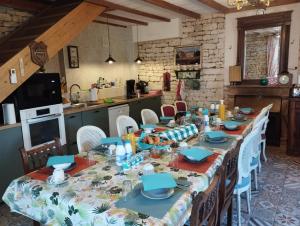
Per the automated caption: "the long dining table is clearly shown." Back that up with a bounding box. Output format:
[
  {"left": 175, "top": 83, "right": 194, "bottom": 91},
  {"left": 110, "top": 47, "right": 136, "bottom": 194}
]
[{"left": 2, "top": 115, "right": 255, "bottom": 226}]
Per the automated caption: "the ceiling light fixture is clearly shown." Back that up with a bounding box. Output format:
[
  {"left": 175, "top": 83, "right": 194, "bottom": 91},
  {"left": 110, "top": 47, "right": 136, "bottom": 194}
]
[
  {"left": 134, "top": 25, "right": 142, "bottom": 64},
  {"left": 227, "top": 0, "right": 271, "bottom": 10},
  {"left": 105, "top": 16, "right": 116, "bottom": 64}
]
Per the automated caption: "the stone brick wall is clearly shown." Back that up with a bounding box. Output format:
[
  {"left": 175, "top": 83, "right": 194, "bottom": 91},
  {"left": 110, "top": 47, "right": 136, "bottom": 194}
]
[
  {"left": 0, "top": 6, "right": 32, "bottom": 40},
  {"left": 137, "top": 14, "right": 225, "bottom": 107},
  {"left": 245, "top": 33, "right": 269, "bottom": 79}
]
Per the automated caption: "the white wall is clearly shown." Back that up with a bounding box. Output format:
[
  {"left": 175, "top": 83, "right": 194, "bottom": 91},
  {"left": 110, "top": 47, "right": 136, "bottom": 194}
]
[
  {"left": 224, "top": 3, "right": 300, "bottom": 84},
  {"left": 45, "top": 22, "right": 138, "bottom": 95}
]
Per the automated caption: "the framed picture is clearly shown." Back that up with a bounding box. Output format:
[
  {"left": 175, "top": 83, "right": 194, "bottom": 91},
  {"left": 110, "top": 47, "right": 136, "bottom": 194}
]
[
  {"left": 175, "top": 46, "right": 201, "bottom": 65},
  {"left": 67, "top": 45, "right": 79, "bottom": 68}
]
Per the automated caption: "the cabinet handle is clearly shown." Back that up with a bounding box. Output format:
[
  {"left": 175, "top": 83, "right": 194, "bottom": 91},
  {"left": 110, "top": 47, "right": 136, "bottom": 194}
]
[
  {"left": 69, "top": 115, "right": 76, "bottom": 119},
  {"left": 94, "top": 110, "right": 100, "bottom": 113}
]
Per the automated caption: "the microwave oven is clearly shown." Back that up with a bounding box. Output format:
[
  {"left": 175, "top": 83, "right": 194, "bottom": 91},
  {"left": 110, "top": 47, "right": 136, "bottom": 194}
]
[{"left": 3, "top": 73, "right": 62, "bottom": 122}]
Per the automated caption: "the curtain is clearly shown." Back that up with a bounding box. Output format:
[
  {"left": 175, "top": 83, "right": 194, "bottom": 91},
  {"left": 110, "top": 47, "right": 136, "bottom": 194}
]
[{"left": 267, "top": 35, "right": 280, "bottom": 78}]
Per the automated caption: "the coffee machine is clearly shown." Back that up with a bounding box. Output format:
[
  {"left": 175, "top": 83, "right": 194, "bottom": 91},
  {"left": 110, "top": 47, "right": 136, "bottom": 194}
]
[{"left": 126, "top": 80, "right": 136, "bottom": 99}]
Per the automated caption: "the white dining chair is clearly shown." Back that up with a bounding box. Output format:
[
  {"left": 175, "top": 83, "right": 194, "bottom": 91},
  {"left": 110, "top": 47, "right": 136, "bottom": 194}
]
[
  {"left": 260, "top": 104, "right": 273, "bottom": 162},
  {"left": 116, "top": 115, "right": 139, "bottom": 137},
  {"left": 76, "top": 125, "right": 107, "bottom": 153},
  {"left": 250, "top": 116, "right": 269, "bottom": 188},
  {"left": 234, "top": 126, "right": 258, "bottom": 226},
  {"left": 141, "top": 109, "right": 159, "bottom": 125}
]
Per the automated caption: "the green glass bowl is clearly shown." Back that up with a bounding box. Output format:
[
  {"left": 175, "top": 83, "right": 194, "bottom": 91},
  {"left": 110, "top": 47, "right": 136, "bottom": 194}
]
[{"left": 260, "top": 78, "right": 269, "bottom": 86}]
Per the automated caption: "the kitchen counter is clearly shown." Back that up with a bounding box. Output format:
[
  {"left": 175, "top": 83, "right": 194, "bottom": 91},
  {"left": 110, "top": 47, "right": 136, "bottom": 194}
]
[{"left": 0, "top": 93, "right": 162, "bottom": 131}]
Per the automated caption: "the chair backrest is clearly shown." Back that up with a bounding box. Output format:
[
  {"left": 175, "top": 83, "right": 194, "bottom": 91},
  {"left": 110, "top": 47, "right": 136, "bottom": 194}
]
[
  {"left": 253, "top": 103, "right": 273, "bottom": 126},
  {"left": 191, "top": 169, "right": 220, "bottom": 226},
  {"left": 237, "top": 128, "right": 258, "bottom": 184},
  {"left": 116, "top": 115, "right": 139, "bottom": 137},
  {"left": 20, "top": 138, "right": 62, "bottom": 174},
  {"left": 219, "top": 139, "right": 243, "bottom": 216},
  {"left": 141, "top": 109, "right": 159, "bottom": 125},
  {"left": 161, "top": 104, "right": 176, "bottom": 117},
  {"left": 175, "top": 101, "right": 187, "bottom": 112},
  {"left": 251, "top": 116, "right": 268, "bottom": 158},
  {"left": 77, "top": 125, "right": 107, "bottom": 153}
]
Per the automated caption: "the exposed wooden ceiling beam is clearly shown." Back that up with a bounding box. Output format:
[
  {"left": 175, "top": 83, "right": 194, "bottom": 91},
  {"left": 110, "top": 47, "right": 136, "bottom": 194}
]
[
  {"left": 142, "top": 0, "right": 201, "bottom": 18},
  {"left": 227, "top": 0, "right": 300, "bottom": 13},
  {"left": 0, "top": 0, "right": 46, "bottom": 12},
  {"left": 101, "top": 13, "right": 148, "bottom": 25},
  {"left": 87, "top": 0, "right": 170, "bottom": 22},
  {"left": 197, "top": 0, "right": 229, "bottom": 13},
  {"left": 93, "top": 20, "right": 127, "bottom": 28}
]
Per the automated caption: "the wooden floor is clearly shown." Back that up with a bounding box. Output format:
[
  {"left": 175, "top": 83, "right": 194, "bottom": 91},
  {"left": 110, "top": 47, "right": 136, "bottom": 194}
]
[{"left": 1, "top": 146, "right": 300, "bottom": 226}]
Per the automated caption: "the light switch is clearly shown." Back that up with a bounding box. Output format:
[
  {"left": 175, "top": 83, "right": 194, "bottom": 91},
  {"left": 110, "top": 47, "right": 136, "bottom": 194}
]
[{"left": 9, "top": 69, "right": 17, "bottom": 84}]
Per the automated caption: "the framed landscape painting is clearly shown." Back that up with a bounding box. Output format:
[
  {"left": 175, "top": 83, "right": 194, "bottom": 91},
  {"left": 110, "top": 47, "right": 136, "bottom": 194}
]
[{"left": 175, "top": 46, "right": 201, "bottom": 65}]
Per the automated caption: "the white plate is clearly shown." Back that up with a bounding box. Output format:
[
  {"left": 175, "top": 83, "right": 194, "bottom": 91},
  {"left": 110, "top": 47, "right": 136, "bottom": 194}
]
[
  {"left": 141, "top": 188, "right": 174, "bottom": 200},
  {"left": 47, "top": 174, "right": 69, "bottom": 185}
]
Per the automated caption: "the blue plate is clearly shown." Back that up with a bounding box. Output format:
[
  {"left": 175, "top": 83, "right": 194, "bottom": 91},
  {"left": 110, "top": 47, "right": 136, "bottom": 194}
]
[
  {"left": 240, "top": 108, "right": 253, "bottom": 115},
  {"left": 224, "top": 121, "right": 241, "bottom": 131}
]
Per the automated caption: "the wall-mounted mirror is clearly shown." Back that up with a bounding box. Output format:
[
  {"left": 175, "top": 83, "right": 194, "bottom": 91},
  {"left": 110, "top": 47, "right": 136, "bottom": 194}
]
[{"left": 237, "top": 11, "right": 292, "bottom": 84}]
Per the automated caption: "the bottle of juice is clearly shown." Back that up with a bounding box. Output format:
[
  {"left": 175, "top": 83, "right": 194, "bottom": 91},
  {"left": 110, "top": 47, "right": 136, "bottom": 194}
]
[{"left": 219, "top": 100, "right": 226, "bottom": 121}]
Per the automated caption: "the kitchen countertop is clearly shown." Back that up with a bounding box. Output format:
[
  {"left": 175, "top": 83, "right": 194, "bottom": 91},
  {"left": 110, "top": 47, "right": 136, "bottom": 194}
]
[{"left": 0, "top": 93, "right": 162, "bottom": 131}]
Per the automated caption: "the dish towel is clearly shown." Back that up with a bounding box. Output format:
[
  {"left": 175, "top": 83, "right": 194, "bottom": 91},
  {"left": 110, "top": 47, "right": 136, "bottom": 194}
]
[{"left": 159, "top": 124, "right": 198, "bottom": 142}]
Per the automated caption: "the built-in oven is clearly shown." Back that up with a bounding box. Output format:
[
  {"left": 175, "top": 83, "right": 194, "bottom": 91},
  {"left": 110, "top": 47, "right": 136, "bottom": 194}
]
[{"left": 20, "top": 104, "right": 66, "bottom": 150}]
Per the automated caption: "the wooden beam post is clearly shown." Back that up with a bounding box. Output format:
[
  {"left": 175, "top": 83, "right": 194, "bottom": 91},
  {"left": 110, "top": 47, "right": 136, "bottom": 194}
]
[{"left": 101, "top": 13, "right": 148, "bottom": 25}]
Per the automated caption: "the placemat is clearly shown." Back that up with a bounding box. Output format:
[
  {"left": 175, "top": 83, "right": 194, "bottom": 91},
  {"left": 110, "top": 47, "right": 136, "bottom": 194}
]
[
  {"left": 194, "top": 137, "right": 235, "bottom": 150},
  {"left": 168, "top": 153, "right": 219, "bottom": 174},
  {"left": 28, "top": 156, "right": 97, "bottom": 181},
  {"left": 115, "top": 184, "right": 185, "bottom": 219}
]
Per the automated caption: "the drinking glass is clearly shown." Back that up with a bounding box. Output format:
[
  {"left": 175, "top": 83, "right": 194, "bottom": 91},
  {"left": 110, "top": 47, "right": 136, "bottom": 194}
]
[
  {"left": 122, "top": 180, "right": 133, "bottom": 201},
  {"left": 87, "top": 151, "right": 94, "bottom": 165},
  {"left": 171, "top": 151, "right": 179, "bottom": 169}
]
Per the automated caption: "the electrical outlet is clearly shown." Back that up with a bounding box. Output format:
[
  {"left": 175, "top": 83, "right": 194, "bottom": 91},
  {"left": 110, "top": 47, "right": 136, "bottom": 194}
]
[
  {"left": 19, "top": 58, "right": 25, "bottom": 76},
  {"left": 9, "top": 69, "right": 17, "bottom": 84}
]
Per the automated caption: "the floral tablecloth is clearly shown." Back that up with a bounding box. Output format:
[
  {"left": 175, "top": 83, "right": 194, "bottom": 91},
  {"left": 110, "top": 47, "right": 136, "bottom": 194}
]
[{"left": 2, "top": 118, "right": 255, "bottom": 226}]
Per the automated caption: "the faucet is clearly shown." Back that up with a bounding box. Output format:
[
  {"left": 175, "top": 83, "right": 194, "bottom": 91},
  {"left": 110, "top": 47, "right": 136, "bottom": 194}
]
[{"left": 69, "top": 84, "right": 81, "bottom": 104}]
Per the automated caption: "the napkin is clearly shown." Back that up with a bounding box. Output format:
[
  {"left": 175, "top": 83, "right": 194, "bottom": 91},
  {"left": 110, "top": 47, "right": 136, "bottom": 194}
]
[
  {"left": 140, "top": 124, "right": 156, "bottom": 129},
  {"left": 141, "top": 173, "right": 176, "bottom": 191},
  {"left": 205, "top": 131, "right": 228, "bottom": 139},
  {"left": 46, "top": 155, "right": 74, "bottom": 167},
  {"left": 180, "top": 147, "right": 213, "bottom": 161},
  {"left": 100, "top": 137, "right": 122, "bottom": 145},
  {"left": 160, "top": 116, "right": 174, "bottom": 121}
]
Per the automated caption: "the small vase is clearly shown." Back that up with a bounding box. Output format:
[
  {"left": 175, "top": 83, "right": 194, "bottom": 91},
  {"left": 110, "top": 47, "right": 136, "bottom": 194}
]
[{"left": 260, "top": 78, "right": 268, "bottom": 86}]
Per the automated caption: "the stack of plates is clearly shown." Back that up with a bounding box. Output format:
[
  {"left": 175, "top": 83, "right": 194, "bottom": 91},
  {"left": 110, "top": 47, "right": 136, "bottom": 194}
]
[{"left": 141, "top": 188, "right": 174, "bottom": 200}]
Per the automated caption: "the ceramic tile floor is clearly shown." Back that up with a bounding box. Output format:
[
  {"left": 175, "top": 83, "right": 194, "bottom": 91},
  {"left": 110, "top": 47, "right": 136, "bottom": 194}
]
[{"left": 1, "top": 147, "right": 300, "bottom": 226}]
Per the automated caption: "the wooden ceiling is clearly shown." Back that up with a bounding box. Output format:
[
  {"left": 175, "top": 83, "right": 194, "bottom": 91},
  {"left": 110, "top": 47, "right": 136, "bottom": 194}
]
[{"left": 1, "top": 0, "right": 300, "bottom": 28}]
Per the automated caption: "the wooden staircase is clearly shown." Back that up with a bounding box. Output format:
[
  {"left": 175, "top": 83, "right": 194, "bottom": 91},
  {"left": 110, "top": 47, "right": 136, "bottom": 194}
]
[{"left": 0, "top": 0, "right": 106, "bottom": 102}]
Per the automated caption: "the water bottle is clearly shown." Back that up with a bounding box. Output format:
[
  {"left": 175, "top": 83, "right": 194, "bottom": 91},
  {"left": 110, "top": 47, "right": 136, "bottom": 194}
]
[
  {"left": 124, "top": 140, "right": 133, "bottom": 160},
  {"left": 116, "top": 144, "right": 126, "bottom": 166},
  {"left": 204, "top": 115, "right": 211, "bottom": 132}
]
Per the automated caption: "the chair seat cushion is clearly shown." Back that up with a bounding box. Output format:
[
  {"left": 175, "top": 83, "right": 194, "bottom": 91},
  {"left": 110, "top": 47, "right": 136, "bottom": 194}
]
[
  {"left": 251, "top": 156, "right": 259, "bottom": 167},
  {"left": 227, "top": 176, "right": 251, "bottom": 190}
]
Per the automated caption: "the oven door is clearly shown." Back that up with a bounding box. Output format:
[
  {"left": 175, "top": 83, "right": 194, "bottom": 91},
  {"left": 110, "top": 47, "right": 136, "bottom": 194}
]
[{"left": 22, "top": 113, "right": 66, "bottom": 150}]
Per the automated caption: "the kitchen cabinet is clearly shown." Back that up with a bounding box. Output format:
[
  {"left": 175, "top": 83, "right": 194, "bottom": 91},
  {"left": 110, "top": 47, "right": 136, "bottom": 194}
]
[
  {"left": 64, "top": 112, "right": 82, "bottom": 154},
  {"left": 287, "top": 98, "right": 300, "bottom": 156},
  {"left": 0, "top": 127, "right": 24, "bottom": 199},
  {"left": 129, "top": 96, "right": 162, "bottom": 125},
  {"left": 82, "top": 108, "right": 109, "bottom": 136}
]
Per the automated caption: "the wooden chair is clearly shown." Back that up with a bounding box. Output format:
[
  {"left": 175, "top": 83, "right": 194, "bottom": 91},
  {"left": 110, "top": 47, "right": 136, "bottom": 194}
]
[
  {"left": 217, "top": 139, "right": 243, "bottom": 226},
  {"left": 175, "top": 100, "right": 187, "bottom": 112},
  {"left": 190, "top": 169, "right": 221, "bottom": 226},
  {"left": 20, "top": 138, "right": 63, "bottom": 174}
]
